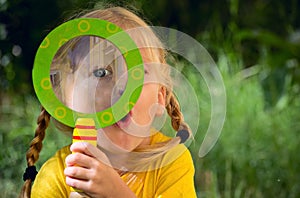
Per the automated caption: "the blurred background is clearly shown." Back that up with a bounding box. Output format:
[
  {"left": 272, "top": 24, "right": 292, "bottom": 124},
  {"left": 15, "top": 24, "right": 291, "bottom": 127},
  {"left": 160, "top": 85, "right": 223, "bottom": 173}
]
[{"left": 1, "top": 0, "right": 300, "bottom": 197}]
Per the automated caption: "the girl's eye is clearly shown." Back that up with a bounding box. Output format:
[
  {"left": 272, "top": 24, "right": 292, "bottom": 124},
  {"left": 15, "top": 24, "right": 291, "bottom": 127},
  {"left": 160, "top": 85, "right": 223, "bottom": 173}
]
[{"left": 93, "top": 68, "right": 111, "bottom": 78}]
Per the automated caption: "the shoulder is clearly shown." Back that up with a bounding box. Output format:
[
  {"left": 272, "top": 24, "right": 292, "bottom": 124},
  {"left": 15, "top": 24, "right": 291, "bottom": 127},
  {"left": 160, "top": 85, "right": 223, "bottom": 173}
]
[
  {"left": 31, "top": 145, "right": 71, "bottom": 198},
  {"left": 150, "top": 132, "right": 197, "bottom": 197},
  {"left": 156, "top": 147, "right": 196, "bottom": 197},
  {"left": 151, "top": 131, "right": 193, "bottom": 168},
  {"left": 39, "top": 145, "right": 71, "bottom": 173},
  {"left": 163, "top": 143, "right": 194, "bottom": 173},
  {"left": 55, "top": 145, "right": 72, "bottom": 161},
  {"left": 150, "top": 130, "right": 172, "bottom": 144}
]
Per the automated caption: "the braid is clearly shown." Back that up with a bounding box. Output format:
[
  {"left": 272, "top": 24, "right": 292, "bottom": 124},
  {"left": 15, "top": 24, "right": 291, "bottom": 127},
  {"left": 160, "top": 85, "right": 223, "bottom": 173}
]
[
  {"left": 165, "top": 88, "right": 191, "bottom": 136},
  {"left": 165, "top": 89, "right": 183, "bottom": 131},
  {"left": 27, "top": 106, "right": 50, "bottom": 165},
  {"left": 19, "top": 106, "right": 51, "bottom": 198}
]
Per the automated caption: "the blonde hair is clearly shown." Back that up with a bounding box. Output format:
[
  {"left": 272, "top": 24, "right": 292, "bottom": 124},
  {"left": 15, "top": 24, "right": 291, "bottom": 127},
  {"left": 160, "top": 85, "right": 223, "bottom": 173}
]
[{"left": 19, "top": 6, "right": 191, "bottom": 197}]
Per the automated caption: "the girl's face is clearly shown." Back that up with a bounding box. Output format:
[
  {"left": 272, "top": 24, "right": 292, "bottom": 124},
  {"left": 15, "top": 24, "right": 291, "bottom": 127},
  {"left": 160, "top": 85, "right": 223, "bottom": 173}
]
[
  {"left": 54, "top": 37, "right": 166, "bottom": 151},
  {"left": 99, "top": 50, "right": 166, "bottom": 151}
]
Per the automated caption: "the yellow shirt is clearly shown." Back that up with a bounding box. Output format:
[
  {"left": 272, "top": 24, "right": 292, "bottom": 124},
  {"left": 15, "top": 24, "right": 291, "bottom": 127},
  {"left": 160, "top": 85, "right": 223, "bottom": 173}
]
[{"left": 32, "top": 132, "right": 197, "bottom": 197}]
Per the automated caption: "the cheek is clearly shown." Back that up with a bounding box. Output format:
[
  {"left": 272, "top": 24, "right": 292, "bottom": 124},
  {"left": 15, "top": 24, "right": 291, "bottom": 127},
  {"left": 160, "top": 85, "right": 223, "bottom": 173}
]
[
  {"left": 132, "top": 84, "right": 159, "bottom": 124},
  {"left": 95, "top": 82, "right": 114, "bottom": 111}
]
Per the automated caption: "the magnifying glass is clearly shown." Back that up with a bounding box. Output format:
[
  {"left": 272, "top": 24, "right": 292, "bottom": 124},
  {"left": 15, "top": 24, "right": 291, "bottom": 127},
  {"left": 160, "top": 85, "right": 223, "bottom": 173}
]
[{"left": 32, "top": 18, "right": 144, "bottom": 129}]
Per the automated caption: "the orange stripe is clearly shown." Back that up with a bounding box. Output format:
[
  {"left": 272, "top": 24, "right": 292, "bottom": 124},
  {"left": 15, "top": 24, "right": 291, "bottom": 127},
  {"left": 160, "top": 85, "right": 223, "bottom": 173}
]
[
  {"left": 72, "top": 136, "right": 97, "bottom": 141},
  {"left": 75, "top": 125, "right": 95, "bottom": 129}
]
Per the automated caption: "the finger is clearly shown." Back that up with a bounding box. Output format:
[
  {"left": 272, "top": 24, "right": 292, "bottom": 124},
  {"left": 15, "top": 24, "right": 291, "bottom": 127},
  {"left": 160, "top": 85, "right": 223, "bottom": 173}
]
[
  {"left": 65, "top": 175, "right": 90, "bottom": 191},
  {"left": 66, "top": 173, "right": 102, "bottom": 196},
  {"left": 69, "top": 191, "right": 89, "bottom": 198},
  {"left": 70, "top": 142, "right": 95, "bottom": 157},
  {"left": 64, "top": 166, "right": 91, "bottom": 180},
  {"left": 71, "top": 142, "right": 111, "bottom": 166},
  {"left": 65, "top": 152, "right": 94, "bottom": 168}
]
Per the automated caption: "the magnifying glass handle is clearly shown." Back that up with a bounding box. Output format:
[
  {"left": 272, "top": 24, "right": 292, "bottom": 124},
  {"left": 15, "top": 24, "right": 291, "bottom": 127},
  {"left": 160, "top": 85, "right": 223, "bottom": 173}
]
[{"left": 70, "top": 118, "right": 97, "bottom": 196}]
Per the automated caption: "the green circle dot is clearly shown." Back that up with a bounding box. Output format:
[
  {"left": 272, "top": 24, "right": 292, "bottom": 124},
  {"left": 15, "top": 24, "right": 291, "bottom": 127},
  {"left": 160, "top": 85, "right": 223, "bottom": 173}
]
[
  {"left": 55, "top": 107, "right": 67, "bottom": 119},
  {"left": 100, "top": 112, "right": 113, "bottom": 124},
  {"left": 78, "top": 20, "right": 91, "bottom": 32},
  {"left": 40, "top": 78, "right": 51, "bottom": 90},
  {"left": 131, "top": 68, "right": 143, "bottom": 80},
  {"left": 106, "top": 22, "right": 119, "bottom": 33},
  {"left": 40, "top": 37, "right": 50, "bottom": 48}
]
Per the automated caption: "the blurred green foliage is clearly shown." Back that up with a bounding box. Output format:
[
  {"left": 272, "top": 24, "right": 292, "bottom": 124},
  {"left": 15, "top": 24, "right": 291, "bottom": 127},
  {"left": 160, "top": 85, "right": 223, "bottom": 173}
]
[
  {"left": 0, "top": 95, "right": 70, "bottom": 197},
  {"left": 0, "top": 0, "right": 299, "bottom": 197},
  {"left": 189, "top": 53, "right": 300, "bottom": 197}
]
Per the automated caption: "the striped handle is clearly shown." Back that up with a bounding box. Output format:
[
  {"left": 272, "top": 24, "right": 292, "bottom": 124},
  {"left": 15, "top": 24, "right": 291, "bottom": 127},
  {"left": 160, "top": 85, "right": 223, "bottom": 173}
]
[
  {"left": 72, "top": 118, "right": 97, "bottom": 146},
  {"left": 70, "top": 118, "right": 97, "bottom": 194}
]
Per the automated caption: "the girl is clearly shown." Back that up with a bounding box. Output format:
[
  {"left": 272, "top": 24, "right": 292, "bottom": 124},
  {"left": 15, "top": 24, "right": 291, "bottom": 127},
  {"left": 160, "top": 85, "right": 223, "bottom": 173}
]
[{"left": 20, "top": 6, "right": 196, "bottom": 198}]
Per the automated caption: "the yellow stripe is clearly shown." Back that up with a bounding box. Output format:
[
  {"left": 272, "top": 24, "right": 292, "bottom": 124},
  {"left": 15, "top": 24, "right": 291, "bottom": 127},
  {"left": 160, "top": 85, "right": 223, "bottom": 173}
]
[
  {"left": 73, "top": 128, "right": 97, "bottom": 136},
  {"left": 72, "top": 139, "right": 97, "bottom": 146},
  {"left": 75, "top": 118, "right": 95, "bottom": 126}
]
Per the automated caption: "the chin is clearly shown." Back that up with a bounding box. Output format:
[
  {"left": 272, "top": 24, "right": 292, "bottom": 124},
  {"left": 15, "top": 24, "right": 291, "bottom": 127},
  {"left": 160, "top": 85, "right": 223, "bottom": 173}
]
[{"left": 103, "top": 125, "right": 146, "bottom": 152}]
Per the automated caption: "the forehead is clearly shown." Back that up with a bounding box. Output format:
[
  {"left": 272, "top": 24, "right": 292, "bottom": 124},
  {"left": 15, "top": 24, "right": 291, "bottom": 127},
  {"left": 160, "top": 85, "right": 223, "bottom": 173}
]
[{"left": 52, "top": 36, "right": 124, "bottom": 70}]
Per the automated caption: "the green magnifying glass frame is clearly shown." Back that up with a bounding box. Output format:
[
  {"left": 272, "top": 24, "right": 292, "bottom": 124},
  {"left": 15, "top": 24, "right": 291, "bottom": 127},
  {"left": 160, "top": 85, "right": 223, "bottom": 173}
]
[{"left": 32, "top": 18, "right": 144, "bottom": 128}]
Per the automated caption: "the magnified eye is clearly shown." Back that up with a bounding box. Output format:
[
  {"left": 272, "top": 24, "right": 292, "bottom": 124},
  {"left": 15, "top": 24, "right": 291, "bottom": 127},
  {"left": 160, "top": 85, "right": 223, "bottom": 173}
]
[{"left": 93, "top": 68, "right": 112, "bottom": 78}]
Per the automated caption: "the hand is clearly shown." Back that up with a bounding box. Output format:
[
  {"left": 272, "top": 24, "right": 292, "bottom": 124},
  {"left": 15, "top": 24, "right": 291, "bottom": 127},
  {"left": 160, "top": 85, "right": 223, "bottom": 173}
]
[{"left": 64, "top": 142, "right": 136, "bottom": 198}]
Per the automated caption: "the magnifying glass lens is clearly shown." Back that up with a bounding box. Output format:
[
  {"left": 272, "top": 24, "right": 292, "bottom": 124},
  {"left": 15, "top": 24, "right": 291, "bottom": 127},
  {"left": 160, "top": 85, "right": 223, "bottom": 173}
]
[{"left": 50, "top": 36, "right": 127, "bottom": 114}]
